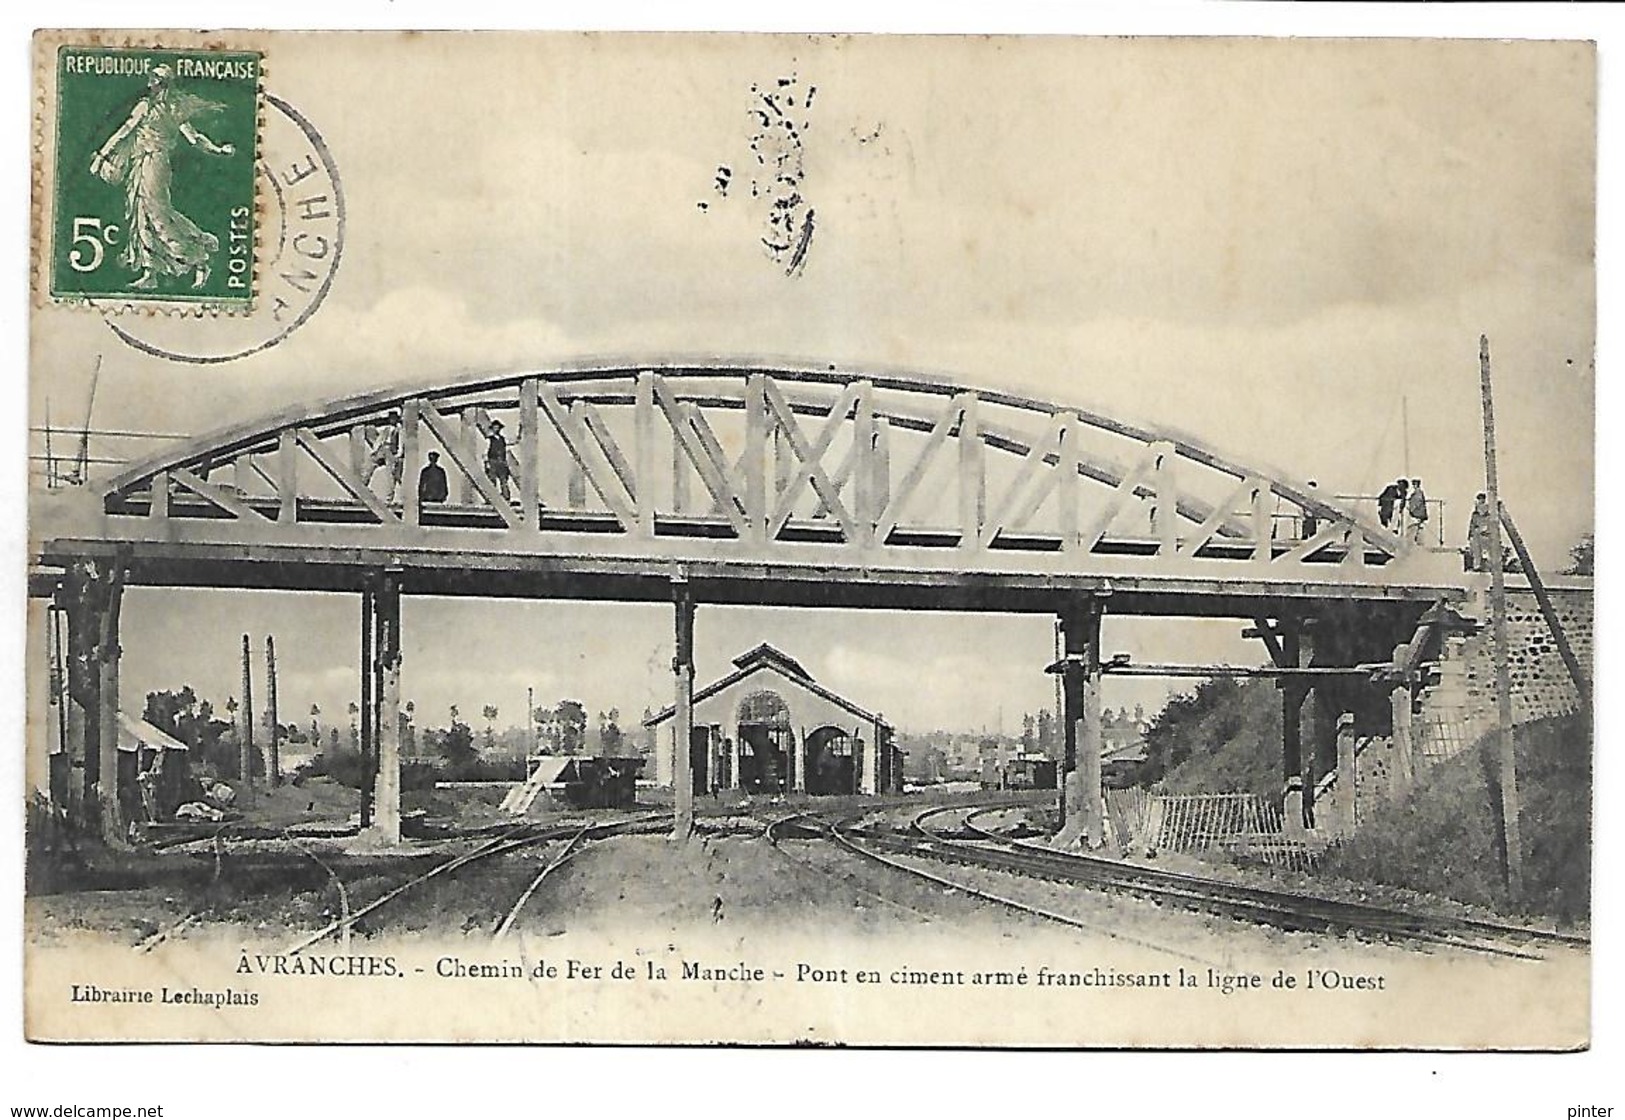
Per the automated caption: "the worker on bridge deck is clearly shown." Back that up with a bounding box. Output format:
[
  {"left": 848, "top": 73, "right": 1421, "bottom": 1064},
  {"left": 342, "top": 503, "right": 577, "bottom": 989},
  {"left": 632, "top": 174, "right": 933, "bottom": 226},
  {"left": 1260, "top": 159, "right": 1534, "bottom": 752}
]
[
  {"left": 418, "top": 450, "right": 449, "bottom": 504},
  {"left": 1406, "top": 478, "right": 1429, "bottom": 545},
  {"left": 486, "top": 420, "right": 513, "bottom": 502},
  {"left": 1378, "top": 478, "right": 1407, "bottom": 530},
  {"left": 1465, "top": 492, "right": 1493, "bottom": 571}
]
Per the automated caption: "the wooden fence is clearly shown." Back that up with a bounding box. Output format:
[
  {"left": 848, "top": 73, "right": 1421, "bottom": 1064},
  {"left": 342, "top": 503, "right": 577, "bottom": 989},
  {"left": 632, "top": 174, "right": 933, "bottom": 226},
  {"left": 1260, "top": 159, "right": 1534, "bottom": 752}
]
[{"left": 1106, "top": 788, "right": 1320, "bottom": 872}]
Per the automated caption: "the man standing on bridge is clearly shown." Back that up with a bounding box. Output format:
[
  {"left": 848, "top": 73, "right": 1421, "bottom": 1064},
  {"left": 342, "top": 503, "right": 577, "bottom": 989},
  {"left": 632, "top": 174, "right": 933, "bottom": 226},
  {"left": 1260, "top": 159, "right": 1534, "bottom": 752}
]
[
  {"left": 1378, "top": 478, "right": 1407, "bottom": 530},
  {"left": 1406, "top": 479, "right": 1429, "bottom": 545},
  {"left": 1466, "top": 492, "right": 1494, "bottom": 571},
  {"left": 418, "top": 450, "right": 449, "bottom": 504},
  {"left": 486, "top": 420, "right": 513, "bottom": 503}
]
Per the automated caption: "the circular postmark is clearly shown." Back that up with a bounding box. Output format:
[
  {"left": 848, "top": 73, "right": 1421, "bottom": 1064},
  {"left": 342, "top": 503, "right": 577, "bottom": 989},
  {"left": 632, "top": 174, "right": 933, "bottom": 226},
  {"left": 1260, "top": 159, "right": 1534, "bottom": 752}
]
[{"left": 105, "top": 92, "right": 344, "bottom": 363}]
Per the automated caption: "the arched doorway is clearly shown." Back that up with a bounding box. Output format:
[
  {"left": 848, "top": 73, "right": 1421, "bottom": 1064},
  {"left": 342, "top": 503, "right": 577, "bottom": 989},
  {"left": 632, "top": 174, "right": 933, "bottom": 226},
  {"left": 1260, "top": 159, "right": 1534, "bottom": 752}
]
[
  {"left": 803, "top": 726, "right": 855, "bottom": 796},
  {"left": 736, "top": 690, "right": 794, "bottom": 794}
]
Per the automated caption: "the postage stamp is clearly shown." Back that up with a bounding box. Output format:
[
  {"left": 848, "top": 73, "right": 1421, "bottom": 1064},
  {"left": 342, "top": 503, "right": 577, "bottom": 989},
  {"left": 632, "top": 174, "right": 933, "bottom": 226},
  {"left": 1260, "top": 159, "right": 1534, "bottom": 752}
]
[{"left": 48, "top": 46, "right": 261, "bottom": 307}]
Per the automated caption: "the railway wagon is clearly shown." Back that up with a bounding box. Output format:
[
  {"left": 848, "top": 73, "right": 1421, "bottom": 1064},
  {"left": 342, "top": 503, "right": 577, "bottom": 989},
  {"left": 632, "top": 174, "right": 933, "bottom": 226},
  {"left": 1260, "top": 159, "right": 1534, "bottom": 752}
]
[
  {"left": 983, "top": 757, "right": 1058, "bottom": 791},
  {"left": 561, "top": 757, "right": 644, "bottom": 809},
  {"left": 504, "top": 756, "right": 645, "bottom": 815}
]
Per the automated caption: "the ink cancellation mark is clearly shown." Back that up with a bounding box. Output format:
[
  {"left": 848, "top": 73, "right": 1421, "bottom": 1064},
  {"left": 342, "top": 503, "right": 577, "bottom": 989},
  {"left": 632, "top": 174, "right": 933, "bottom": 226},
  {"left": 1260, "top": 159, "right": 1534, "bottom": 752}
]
[{"left": 51, "top": 46, "right": 261, "bottom": 307}]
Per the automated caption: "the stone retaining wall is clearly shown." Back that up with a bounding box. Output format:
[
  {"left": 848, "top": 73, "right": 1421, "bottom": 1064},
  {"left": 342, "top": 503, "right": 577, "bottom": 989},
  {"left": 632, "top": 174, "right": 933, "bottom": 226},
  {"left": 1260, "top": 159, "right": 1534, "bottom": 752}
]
[{"left": 1420, "top": 579, "right": 1592, "bottom": 758}]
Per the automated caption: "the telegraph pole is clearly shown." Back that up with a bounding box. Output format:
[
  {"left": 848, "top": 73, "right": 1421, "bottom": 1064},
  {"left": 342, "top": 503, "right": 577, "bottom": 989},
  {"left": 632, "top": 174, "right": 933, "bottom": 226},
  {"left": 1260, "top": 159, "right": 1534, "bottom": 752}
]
[
  {"left": 239, "top": 634, "right": 255, "bottom": 794},
  {"left": 1479, "top": 335, "right": 1522, "bottom": 899},
  {"left": 266, "top": 635, "right": 280, "bottom": 786}
]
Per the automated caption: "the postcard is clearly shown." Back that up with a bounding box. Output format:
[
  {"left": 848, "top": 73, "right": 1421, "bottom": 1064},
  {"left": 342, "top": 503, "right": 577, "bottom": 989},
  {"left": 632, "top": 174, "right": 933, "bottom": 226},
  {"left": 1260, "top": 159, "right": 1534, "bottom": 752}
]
[{"left": 24, "top": 29, "right": 1594, "bottom": 1047}]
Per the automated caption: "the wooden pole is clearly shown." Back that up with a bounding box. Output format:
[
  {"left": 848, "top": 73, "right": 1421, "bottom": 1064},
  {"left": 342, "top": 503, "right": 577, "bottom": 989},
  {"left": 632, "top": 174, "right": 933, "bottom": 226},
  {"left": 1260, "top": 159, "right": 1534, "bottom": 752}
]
[
  {"left": 1480, "top": 334, "right": 1523, "bottom": 899},
  {"left": 266, "top": 634, "right": 280, "bottom": 786},
  {"left": 44, "top": 399, "right": 55, "bottom": 488},
  {"left": 239, "top": 634, "right": 254, "bottom": 795}
]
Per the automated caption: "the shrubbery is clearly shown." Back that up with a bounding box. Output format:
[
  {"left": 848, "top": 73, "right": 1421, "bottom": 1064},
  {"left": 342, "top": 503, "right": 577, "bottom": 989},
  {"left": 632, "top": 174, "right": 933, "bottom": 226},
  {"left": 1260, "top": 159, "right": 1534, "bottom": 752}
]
[
  {"left": 300, "top": 749, "right": 525, "bottom": 791},
  {"left": 1144, "top": 677, "right": 1282, "bottom": 795},
  {"left": 1317, "top": 712, "right": 1591, "bottom": 922}
]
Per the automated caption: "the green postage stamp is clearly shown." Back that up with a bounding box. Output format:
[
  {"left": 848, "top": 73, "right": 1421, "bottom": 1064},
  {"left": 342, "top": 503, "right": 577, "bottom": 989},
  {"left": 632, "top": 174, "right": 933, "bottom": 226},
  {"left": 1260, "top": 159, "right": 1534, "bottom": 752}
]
[{"left": 49, "top": 46, "right": 261, "bottom": 306}]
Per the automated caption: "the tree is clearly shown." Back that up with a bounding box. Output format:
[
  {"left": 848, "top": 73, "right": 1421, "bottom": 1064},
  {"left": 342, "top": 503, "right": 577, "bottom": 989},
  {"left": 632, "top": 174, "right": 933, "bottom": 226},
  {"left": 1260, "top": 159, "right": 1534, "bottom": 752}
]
[
  {"left": 437, "top": 714, "right": 478, "bottom": 773},
  {"left": 1020, "top": 712, "right": 1036, "bottom": 754},
  {"left": 309, "top": 703, "right": 321, "bottom": 749},
  {"left": 144, "top": 686, "right": 232, "bottom": 775},
  {"left": 1138, "top": 676, "right": 1281, "bottom": 792},
  {"left": 481, "top": 705, "right": 499, "bottom": 751},
  {"left": 1565, "top": 533, "right": 1594, "bottom": 576},
  {"left": 554, "top": 699, "right": 588, "bottom": 754},
  {"left": 348, "top": 701, "right": 360, "bottom": 751},
  {"left": 1035, "top": 709, "right": 1056, "bottom": 758},
  {"left": 601, "top": 707, "right": 624, "bottom": 754},
  {"left": 144, "top": 686, "right": 204, "bottom": 744}
]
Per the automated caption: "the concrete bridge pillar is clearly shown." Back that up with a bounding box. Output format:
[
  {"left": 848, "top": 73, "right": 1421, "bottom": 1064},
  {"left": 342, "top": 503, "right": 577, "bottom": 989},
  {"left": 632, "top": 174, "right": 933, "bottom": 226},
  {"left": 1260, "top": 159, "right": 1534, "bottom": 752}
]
[
  {"left": 1281, "top": 683, "right": 1307, "bottom": 835},
  {"left": 367, "top": 570, "right": 404, "bottom": 844},
  {"left": 1334, "top": 712, "right": 1358, "bottom": 835},
  {"left": 56, "top": 558, "right": 128, "bottom": 846},
  {"left": 1058, "top": 598, "right": 1105, "bottom": 848},
  {"left": 1388, "top": 642, "right": 1417, "bottom": 799},
  {"left": 1306, "top": 691, "right": 1339, "bottom": 830},
  {"left": 672, "top": 576, "right": 695, "bottom": 841},
  {"left": 1278, "top": 615, "right": 1310, "bottom": 835}
]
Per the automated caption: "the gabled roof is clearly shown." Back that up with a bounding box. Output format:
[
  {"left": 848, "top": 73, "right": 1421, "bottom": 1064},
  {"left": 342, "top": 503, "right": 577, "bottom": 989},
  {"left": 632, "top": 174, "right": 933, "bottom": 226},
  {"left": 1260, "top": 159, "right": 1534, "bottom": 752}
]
[
  {"left": 731, "top": 643, "right": 812, "bottom": 682},
  {"left": 118, "top": 712, "right": 187, "bottom": 752},
  {"left": 645, "top": 647, "right": 887, "bottom": 730},
  {"left": 526, "top": 757, "right": 579, "bottom": 786},
  {"left": 1102, "top": 740, "right": 1148, "bottom": 765}
]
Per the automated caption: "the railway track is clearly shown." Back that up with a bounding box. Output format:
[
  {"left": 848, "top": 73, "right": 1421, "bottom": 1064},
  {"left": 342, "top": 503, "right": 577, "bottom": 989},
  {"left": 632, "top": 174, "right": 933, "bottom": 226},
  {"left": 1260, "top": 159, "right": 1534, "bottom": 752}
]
[
  {"left": 492, "top": 825, "right": 596, "bottom": 942},
  {"left": 879, "top": 803, "right": 1587, "bottom": 959},
  {"left": 762, "top": 812, "right": 941, "bottom": 924},
  {"left": 817, "top": 810, "right": 1218, "bottom": 962},
  {"left": 282, "top": 811, "right": 668, "bottom": 953}
]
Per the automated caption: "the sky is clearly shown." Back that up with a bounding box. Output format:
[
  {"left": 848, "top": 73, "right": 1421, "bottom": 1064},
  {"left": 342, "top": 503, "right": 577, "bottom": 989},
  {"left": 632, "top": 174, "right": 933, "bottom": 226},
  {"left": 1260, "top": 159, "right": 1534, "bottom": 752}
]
[{"left": 26, "top": 32, "right": 1597, "bottom": 735}]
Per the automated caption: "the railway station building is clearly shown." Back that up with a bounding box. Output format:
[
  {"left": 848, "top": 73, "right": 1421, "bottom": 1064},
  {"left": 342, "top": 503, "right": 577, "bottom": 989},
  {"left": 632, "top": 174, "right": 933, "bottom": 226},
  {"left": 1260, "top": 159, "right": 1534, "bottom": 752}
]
[{"left": 644, "top": 644, "right": 901, "bottom": 797}]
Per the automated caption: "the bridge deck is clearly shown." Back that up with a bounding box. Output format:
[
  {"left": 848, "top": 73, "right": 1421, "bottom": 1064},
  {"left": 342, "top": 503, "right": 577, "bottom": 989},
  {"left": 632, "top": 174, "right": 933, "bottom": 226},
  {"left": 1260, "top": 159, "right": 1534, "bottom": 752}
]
[{"left": 32, "top": 532, "right": 1467, "bottom": 617}]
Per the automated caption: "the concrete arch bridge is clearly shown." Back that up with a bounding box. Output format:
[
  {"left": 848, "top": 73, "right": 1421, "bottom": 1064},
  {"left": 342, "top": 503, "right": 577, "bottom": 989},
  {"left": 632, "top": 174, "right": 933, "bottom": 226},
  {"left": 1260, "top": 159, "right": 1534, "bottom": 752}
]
[{"left": 30, "top": 361, "right": 1470, "bottom": 844}]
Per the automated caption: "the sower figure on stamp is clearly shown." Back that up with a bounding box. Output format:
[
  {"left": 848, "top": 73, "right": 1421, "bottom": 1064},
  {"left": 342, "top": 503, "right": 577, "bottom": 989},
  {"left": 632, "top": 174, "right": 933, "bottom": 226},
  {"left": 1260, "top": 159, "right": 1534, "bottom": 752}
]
[{"left": 89, "top": 63, "right": 236, "bottom": 290}]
